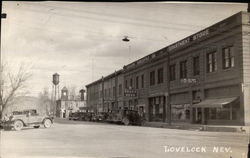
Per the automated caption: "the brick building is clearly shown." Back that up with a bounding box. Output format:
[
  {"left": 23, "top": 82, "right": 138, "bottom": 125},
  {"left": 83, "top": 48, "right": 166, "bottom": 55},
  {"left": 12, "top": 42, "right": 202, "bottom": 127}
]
[
  {"left": 86, "top": 70, "right": 123, "bottom": 113},
  {"left": 86, "top": 11, "right": 250, "bottom": 125}
]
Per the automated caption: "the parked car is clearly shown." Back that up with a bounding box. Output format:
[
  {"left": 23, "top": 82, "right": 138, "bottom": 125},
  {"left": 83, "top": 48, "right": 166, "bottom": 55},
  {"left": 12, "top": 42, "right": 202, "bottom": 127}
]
[
  {"left": 69, "top": 112, "right": 81, "bottom": 120},
  {"left": 92, "top": 112, "right": 108, "bottom": 122},
  {"left": 1, "top": 109, "right": 53, "bottom": 131},
  {"left": 107, "top": 109, "right": 145, "bottom": 126},
  {"left": 79, "top": 112, "right": 95, "bottom": 121}
]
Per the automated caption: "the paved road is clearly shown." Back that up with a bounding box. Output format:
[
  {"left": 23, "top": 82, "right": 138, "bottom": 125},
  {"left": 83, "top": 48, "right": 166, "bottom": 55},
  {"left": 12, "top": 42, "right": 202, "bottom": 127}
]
[{"left": 0, "top": 119, "right": 249, "bottom": 158}]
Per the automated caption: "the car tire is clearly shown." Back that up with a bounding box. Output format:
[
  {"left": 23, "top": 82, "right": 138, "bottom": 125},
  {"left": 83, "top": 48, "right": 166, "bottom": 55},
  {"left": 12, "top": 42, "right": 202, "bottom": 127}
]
[
  {"left": 13, "top": 120, "right": 23, "bottom": 131},
  {"left": 122, "top": 118, "right": 130, "bottom": 126},
  {"left": 43, "top": 119, "right": 52, "bottom": 128},
  {"left": 34, "top": 125, "right": 40, "bottom": 128},
  {"left": 140, "top": 120, "right": 146, "bottom": 126}
]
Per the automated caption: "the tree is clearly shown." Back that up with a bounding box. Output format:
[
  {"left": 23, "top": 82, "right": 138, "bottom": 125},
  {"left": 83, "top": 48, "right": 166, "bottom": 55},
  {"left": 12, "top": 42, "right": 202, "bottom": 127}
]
[
  {"left": 0, "top": 63, "right": 32, "bottom": 118},
  {"left": 37, "top": 87, "right": 53, "bottom": 115}
]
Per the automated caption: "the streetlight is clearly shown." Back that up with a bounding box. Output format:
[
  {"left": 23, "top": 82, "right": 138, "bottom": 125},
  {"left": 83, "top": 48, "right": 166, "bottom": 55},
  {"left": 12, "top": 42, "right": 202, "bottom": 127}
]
[
  {"left": 122, "top": 36, "right": 130, "bottom": 42},
  {"left": 122, "top": 36, "right": 132, "bottom": 63}
]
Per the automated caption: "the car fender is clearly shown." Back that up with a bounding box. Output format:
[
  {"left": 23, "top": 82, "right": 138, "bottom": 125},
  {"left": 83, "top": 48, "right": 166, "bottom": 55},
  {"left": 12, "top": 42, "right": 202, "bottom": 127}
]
[{"left": 12, "top": 119, "right": 26, "bottom": 126}]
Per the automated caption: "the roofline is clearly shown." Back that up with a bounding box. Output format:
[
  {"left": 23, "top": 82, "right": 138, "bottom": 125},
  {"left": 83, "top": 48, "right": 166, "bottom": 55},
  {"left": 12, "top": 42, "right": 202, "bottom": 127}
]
[{"left": 85, "top": 69, "right": 123, "bottom": 88}]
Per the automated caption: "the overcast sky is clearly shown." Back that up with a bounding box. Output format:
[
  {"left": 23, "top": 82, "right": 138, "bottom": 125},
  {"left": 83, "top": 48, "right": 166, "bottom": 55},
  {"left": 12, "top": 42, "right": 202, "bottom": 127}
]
[{"left": 1, "top": 2, "right": 248, "bottom": 97}]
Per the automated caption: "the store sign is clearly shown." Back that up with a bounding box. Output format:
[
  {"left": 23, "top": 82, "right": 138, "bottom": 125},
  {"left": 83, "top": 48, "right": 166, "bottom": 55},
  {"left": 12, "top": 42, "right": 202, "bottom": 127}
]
[
  {"left": 124, "top": 89, "right": 137, "bottom": 97},
  {"left": 168, "top": 29, "right": 209, "bottom": 51},
  {"left": 180, "top": 78, "right": 197, "bottom": 84}
]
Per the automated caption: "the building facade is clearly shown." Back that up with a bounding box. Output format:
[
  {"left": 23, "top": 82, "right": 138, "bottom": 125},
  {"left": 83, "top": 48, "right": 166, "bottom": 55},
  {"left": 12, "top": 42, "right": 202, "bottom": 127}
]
[
  {"left": 86, "top": 70, "right": 123, "bottom": 113},
  {"left": 86, "top": 11, "right": 250, "bottom": 125},
  {"left": 56, "top": 86, "right": 86, "bottom": 118}
]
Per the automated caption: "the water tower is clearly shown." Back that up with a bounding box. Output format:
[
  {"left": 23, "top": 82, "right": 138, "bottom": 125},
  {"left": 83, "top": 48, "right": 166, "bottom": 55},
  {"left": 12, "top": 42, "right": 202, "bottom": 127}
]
[{"left": 52, "top": 73, "right": 60, "bottom": 101}]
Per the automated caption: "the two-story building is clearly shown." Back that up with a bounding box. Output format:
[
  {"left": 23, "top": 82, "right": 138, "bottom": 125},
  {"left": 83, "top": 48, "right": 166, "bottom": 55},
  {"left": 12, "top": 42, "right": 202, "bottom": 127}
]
[
  {"left": 86, "top": 70, "right": 123, "bottom": 113},
  {"left": 86, "top": 11, "right": 250, "bottom": 126}
]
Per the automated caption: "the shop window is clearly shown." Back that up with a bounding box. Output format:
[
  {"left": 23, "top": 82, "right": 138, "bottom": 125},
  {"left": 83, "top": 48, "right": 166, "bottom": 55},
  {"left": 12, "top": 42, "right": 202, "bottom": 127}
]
[
  {"left": 171, "top": 104, "right": 190, "bottom": 121},
  {"left": 193, "top": 56, "right": 200, "bottom": 76},
  {"left": 129, "top": 100, "right": 133, "bottom": 106},
  {"left": 134, "top": 99, "right": 138, "bottom": 105},
  {"left": 209, "top": 108, "right": 216, "bottom": 119},
  {"left": 216, "top": 107, "right": 230, "bottom": 120},
  {"left": 157, "top": 67, "right": 164, "bottom": 84},
  {"left": 150, "top": 71, "right": 155, "bottom": 86},
  {"left": 222, "top": 46, "right": 234, "bottom": 69},
  {"left": 169, "top": 64, "right": 176, "bottom": 81},
  {"left": 207, "top": 52, "right": 217, "bottom": 73},
  {"left": 180, "top": 60, "right": 187, "bottom": 79},
  {"left": 232, "top": 108, "right": 237, "bottom": 120},
  {"left": 141, "top": 74, "right": 144, "bottom": 88},
  {"left": 185, "top": 109, "right": 190, "bottom": 119}
]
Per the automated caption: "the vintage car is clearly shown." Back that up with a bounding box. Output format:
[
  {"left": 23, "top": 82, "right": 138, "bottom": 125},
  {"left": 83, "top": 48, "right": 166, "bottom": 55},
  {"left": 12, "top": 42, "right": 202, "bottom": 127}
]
[
  {"left": 1, "top": 109, "right": 53, "bottom": 131},
  {"left": 69, "top": 112, "right": 94, "bottom": 121},
  {"left": 79, "top": 112, "right": 95, "bottom": 121},
  {"left": 69, "top": 112, "right": 81, "bottom": 120},
  {"left": 91, "top": 112, "right": 109, "bottom": 122},
  {"left": 107, "top": 109, "right": 145, "bottom": 126}
]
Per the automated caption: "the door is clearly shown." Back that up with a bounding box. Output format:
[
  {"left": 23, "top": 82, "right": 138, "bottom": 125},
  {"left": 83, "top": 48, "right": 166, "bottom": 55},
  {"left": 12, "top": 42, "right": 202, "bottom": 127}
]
[
  {"left": 195, "top": 108, "right": 202, "bottom": 124},
  {"left": 27, "top": 110, "right": 43, "bottom": 124}
]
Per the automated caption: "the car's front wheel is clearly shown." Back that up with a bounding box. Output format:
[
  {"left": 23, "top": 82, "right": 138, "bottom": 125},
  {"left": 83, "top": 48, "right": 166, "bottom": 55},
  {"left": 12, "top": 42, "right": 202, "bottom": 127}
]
[
  {"left": 13, "top": 120, "right": 23, "bottom": 131},
  {"left": 122, "top": 118, "right": 130, "bottom": 126},
  {"left": 43, "top": 119, "right": 52, "bottom": 128}
]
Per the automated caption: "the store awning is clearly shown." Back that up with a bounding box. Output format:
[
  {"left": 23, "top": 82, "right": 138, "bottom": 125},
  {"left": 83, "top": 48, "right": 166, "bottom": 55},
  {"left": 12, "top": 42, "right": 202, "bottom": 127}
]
[{"left": 192, "top": 97, "right": 238, "bottom": 108}]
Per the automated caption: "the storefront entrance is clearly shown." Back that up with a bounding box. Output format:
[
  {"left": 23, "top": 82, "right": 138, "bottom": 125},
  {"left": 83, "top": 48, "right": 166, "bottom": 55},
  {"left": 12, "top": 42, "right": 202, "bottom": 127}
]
[
  {"left": 148, "top": 96, "right": 165, "bottom": 122},
  {"left": 192, "top": 97, "right": 240, "bottom": 125}
]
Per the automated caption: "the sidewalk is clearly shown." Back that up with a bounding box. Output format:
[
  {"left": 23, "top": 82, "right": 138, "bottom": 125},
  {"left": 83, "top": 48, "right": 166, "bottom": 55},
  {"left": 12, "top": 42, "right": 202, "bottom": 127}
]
[{"left": 143, "top": 121, "right": 250, "bottom": 133}]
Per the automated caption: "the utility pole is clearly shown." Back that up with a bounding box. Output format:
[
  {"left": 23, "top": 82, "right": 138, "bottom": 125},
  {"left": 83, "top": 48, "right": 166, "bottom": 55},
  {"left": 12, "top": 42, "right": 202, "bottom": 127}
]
[
  {"left": 166, "top": 50, "right": 171, "bottom": 125},
  {"left": 0, "top": 1, "right": 7, "bottom": 117}
]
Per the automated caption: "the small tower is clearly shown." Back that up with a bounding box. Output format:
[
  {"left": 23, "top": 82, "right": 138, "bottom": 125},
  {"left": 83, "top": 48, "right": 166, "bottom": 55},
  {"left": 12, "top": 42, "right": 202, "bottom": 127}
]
[{"left": 61, "top": 86, "right": 68, "bottom": 101}]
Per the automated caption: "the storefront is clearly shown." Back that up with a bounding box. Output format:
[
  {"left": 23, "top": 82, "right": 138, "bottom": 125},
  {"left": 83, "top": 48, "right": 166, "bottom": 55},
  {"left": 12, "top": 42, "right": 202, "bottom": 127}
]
[
  {"left": 192, "top": 97, "right": 240, "bottom": 125},
  {"left": 148, "top": 96, "right": 165, "bottom": 122},
  {"left": 171, "top": 104, "right": 191, "bottom": 122}
]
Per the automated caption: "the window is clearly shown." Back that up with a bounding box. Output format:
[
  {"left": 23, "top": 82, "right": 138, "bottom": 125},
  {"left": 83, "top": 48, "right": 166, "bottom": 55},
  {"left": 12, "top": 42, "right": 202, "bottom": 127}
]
[
  {"left": 193, "top": 56, "right": 200, "bottom": 76},
  {"left": 113, "top": 86, "right": 116, "bottom": 97},
  {"left": 118, "top": 84, "right": 122, "bottom": 96},
  {"left": 125, "top": 80, "right": 128, "bottom": 89},
  {"left": 130, "top": 78, "right": 133, "bottom": 88},
  {"left": 157, "top": 68, "right": 164, "bottom": 84},
  {"left": 169, "top": 64, "right": 176, "bottom": 81},
  {"left": 207, "top": 52, "right": 217, "bottom": 73},
  {"left": 209, "top": 108, "right": 216, "bottom": 119},
  {"left": 141, "top": 74, "right": 144, "bottom": 88},
  {"left": 108, "top": 88, "right": 111, "bottom": 97},
  {"left": 222, "top": 46, "right": 234, "bottom": 69},
  {"left": 180, "top": 60, "right": 187, "bottom": 79},
  {"left": 136, "top": 76, "right": 139, "bottom": 89},
  {"left": 104, "top": 89, "right": 107, "bottom": 98},
  {"left": 150, "top": 71, "right": 155, "bottom": 86}
]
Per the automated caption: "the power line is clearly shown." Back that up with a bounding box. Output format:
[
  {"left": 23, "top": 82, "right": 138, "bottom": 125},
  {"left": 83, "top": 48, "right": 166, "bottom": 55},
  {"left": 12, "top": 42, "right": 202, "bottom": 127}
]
[{"left": 13, "top": 3, "right": 204, "bottom": 32}]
